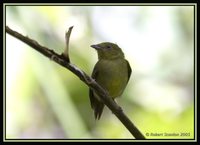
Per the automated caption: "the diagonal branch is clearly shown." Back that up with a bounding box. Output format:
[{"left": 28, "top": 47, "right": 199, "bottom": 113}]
[{"left": 6, "top": 26, "right": 146, "bottom": 139}]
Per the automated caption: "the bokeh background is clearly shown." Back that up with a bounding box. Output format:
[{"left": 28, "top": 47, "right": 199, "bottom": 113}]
[{"left": 5, "top": 5, "right": 195, "bottom": 139}]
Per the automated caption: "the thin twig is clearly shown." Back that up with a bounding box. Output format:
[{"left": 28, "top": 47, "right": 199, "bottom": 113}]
[
  {"left": 61, "top": 26, "right": 73, "bottom": 62},
  {"left": 6, "top": 26, "right": 146, "bottom": 139}
]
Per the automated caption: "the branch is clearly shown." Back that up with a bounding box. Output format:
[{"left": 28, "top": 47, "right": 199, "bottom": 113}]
[
  {"left": 6, "top": 26, "right": 145, "bottom": 139},
  {"left": 61, "top": 26, "right": 73, "bottom": 62}
]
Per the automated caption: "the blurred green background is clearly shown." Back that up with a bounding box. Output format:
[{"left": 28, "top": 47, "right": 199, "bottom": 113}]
[{"left": 5, "top": 5, "right": 195, "bottom": 139}]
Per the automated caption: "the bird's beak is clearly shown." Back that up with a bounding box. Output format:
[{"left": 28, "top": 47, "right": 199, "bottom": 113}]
[{"left": 91, "top": 44, "right": 101, "bottom": 50}]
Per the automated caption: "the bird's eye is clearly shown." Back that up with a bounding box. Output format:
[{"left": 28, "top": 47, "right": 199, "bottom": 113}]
[{"left": 106, "top": 45, "right": 111, "bottom": 49}]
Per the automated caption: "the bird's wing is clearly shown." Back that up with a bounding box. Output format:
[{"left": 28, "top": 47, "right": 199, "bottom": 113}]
[
  {"left": 89, "top": 64, "right": 104, "bottom": 120},
  {"left": 89, "top": 66, "right": 99, "bottom": 109},
  {"left": 126, "top": 60, "right": 132, "bottom": 82}
]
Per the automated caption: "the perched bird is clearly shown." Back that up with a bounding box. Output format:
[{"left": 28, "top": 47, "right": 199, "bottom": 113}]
[{"left": 89, "top": 42, "right": 132, "bottom": 120}]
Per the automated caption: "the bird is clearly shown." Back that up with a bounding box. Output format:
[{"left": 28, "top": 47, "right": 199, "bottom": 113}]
[{"left": 89, "top": 42, "right": 132, "bottom": 120}]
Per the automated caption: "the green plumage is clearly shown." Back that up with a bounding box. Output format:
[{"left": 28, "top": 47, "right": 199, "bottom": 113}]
[{"left": 89, "top": 42, "right": 132, "bottom": 120}]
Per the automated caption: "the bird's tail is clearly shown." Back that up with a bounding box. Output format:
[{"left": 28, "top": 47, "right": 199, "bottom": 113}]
[{"left": 89, "top": 89, "right": 105, "bottom": 120}]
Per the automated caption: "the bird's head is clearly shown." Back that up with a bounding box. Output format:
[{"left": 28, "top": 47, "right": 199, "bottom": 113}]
[{"left": 91, "top": 42, "right": 124, "bottom": 60}]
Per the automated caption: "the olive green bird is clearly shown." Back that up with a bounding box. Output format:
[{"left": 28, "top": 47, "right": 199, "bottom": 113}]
[{"left": 89, "top": 42, "right": 132, "bottom": 120}]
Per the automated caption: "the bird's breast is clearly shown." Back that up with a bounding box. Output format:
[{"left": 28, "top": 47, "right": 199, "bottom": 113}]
[{"left": 96, "top": 59, "right": 129, "bottom": 98}]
